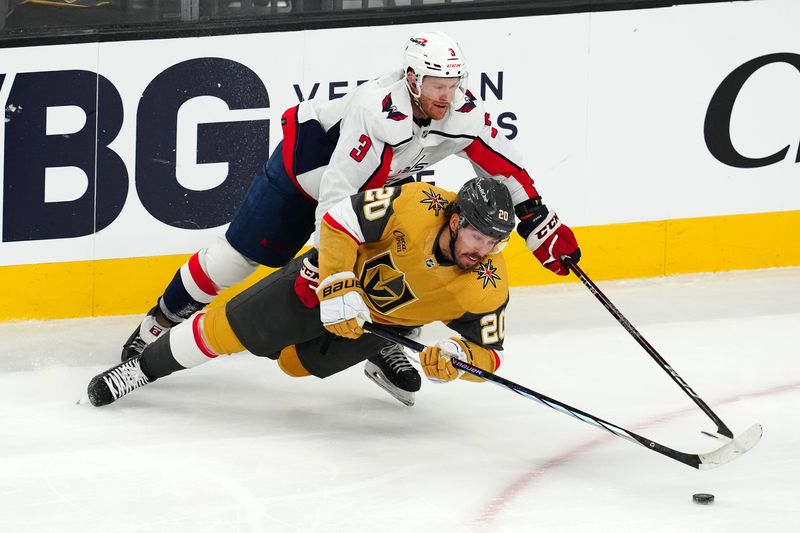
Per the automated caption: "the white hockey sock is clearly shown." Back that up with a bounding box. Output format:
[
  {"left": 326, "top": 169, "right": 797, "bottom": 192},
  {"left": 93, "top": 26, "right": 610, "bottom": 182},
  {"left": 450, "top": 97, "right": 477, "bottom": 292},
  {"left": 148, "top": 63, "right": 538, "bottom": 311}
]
[
  {"left": 139, "top": 313, "right": 170, "bottom": 345},
  {"left": 168, "top": 312, "right": 219, "bottom": 369}
]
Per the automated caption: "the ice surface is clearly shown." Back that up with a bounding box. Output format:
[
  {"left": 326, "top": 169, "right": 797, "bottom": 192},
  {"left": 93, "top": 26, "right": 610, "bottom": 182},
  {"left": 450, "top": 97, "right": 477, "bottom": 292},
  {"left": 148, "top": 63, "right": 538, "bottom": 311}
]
[{"left": 1, "top": 268, "right": 798, "bottom": 532}]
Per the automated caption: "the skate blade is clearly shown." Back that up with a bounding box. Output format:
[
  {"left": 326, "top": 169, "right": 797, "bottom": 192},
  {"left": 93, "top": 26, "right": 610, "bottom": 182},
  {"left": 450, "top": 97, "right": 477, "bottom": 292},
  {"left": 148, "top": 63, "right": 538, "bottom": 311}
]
[{"left": 364, "top": 367, "right": 415, "bottom": 407}]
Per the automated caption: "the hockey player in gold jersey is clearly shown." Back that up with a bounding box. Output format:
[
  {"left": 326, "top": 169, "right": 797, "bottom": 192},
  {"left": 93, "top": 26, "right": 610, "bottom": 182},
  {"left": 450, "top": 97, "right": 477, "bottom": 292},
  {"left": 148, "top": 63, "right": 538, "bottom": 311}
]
[{"left": 86, "top": 177, "right": 515, "bottom": 407}]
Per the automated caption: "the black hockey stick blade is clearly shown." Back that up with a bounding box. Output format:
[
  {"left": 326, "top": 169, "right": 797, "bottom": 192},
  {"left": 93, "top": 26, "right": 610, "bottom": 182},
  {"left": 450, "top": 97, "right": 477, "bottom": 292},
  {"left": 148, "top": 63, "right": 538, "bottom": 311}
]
[{"left": 363, "top": 322, "right": 762, "bottom": 470}]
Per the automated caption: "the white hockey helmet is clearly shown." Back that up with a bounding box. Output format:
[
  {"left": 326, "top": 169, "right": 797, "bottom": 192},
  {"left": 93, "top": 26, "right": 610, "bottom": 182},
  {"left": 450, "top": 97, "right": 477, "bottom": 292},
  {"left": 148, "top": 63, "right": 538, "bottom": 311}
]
[{"left": 403, "top": 31, "right": 467, "bottom": 97}]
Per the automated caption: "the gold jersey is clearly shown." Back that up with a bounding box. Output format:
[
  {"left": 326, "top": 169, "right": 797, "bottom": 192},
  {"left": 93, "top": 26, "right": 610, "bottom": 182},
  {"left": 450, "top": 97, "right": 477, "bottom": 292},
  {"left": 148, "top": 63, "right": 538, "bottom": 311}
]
[{"left": 319, "top": 182, "right": 509, "bottom": 350}]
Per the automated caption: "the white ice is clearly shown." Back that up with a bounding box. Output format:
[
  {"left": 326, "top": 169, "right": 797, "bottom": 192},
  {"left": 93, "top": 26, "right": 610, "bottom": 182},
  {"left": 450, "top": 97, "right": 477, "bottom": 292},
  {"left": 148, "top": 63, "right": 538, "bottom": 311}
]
[{"left": 1, "top": 268, "right": 798, "bottom": 533}]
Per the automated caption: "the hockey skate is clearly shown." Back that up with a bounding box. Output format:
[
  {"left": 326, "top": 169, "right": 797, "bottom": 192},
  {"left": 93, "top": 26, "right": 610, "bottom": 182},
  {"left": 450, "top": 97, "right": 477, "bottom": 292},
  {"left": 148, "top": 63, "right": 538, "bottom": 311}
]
[
  {"left": 364, "top": 342, "right": 421, "bottom": 407},
  {"left": 87, "top": 355, "right": 155, "bottom": 407},
  {"left": 121, "top": 305, "right": 172, "bottom": 362}
]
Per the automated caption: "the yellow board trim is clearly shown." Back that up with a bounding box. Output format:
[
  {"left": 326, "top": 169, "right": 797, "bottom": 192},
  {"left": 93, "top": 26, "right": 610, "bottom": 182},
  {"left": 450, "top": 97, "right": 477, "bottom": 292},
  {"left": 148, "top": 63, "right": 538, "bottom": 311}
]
[{"left": 1, "top": 210, "right": 798, "bottom": 321}]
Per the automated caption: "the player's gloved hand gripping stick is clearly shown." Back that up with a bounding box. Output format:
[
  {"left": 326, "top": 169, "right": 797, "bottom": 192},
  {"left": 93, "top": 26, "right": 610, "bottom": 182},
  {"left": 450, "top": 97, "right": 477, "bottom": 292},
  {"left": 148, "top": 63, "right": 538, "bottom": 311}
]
[
  {"left": 317, "top": 272, "right": 371, "bottom": 339},
  {"left": 363, "top": 321, "right": 762, "bottom": 470}
]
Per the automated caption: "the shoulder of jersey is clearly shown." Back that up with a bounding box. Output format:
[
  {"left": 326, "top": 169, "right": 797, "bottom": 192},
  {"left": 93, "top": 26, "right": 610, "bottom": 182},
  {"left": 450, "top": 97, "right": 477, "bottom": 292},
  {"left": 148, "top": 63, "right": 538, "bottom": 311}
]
[
  {"left": 353, "top": 74, "right": 412, "bottom": 145},
  {"left": 395, "top": 182, "right": 456, "bottom": 219},
  {"left": 460, "top": 253, "right": 509, "bottom": 311},
  {"left": 437, "top": 88, "right": 486, "bottom": 135}
]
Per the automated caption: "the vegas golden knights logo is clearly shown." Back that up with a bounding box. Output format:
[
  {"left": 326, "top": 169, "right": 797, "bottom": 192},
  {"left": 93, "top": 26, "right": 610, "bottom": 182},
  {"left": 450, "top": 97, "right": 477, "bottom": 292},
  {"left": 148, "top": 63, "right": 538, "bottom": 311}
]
[
  {"left": 420, "top": 188, "right": 449, "bottom": 215},
  {"left": 359, "top": 252, "right": 417, "bottom": 313}
]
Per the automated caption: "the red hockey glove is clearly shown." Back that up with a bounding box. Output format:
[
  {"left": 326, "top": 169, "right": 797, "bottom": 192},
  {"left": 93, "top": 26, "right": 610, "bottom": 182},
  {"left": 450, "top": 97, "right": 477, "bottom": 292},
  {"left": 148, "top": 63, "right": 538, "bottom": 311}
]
[
  {"left": 293, "top": 252, "right": 320, "bottom": 308},
  {"left": 516, "top": 199, "right": 581, "bottom": 276}
]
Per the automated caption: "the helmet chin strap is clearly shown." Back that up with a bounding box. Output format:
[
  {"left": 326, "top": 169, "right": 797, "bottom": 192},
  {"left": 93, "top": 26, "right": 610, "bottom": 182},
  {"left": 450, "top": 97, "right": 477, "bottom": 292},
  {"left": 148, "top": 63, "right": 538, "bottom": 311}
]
[
  {"left": 412, "top": 98, "right": 429, "bottom": 119},
  {"left": 405, "top": 72, "right": 431, "bottom": 120},
  {"left": 405, "top": 72, "right": 423, "bottom": 99}
]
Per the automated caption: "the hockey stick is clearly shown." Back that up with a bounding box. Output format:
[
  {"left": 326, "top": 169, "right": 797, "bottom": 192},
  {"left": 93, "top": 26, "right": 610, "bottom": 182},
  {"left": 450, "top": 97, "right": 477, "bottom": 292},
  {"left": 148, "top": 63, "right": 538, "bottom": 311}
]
[
  {"left": 363, "top": 321, "right": 761, "bottom": 470},
  {"left": 563, "top": 257, "right": 735, "bottom": 439}
]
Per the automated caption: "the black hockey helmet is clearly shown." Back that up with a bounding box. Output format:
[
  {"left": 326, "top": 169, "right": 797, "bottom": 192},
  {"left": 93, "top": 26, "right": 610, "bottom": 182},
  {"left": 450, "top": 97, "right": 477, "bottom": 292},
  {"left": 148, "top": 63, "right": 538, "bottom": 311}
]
[{"left": 453, "top": 176, "right": 515, "bottom": 241}]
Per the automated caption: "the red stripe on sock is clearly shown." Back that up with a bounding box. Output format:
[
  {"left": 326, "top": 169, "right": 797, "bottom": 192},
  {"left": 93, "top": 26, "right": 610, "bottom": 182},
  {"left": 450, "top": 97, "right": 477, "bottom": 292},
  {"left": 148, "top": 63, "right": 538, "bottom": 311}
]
[
  {"left": 192, "top": 313, "right": 218, "bottom": 359},
  {"left": 187, "top": 253, "right": 219, "bottom": 297}
]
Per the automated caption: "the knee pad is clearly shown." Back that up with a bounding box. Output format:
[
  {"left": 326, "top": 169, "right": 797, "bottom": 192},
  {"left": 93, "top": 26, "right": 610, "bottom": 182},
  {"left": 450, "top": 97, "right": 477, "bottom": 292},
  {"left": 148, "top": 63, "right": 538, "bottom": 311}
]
[
  {"left": 199, "top": 236, "right": 259, "bottom": 290},
  {"left": 277, "top": 345, "right": 311, "bottom": 378},
  {"left": 202, "top": 305, "right": 245, "bottom": 355}
]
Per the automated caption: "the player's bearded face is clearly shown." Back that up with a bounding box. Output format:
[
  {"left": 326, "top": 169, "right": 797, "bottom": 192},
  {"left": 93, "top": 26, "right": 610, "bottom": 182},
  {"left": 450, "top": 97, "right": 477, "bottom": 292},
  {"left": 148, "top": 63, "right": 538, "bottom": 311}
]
[
  {"left": 418, "top": 76, "right": 461, "bottom": 120},
  {"left": 452, "top": 224, "right": 499, "bottom": 270}
]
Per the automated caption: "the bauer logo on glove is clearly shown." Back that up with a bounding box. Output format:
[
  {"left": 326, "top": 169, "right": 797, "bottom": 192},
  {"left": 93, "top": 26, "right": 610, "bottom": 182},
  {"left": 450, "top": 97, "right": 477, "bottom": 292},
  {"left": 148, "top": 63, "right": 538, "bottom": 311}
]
[
  {"left": 316, "top": 272, "right": 371, "bottom": 339},
  {"left": 320, "top": 278, "right": 361, "bottom": 298},
  {"left": 420, "top": 338, "right": 502, "bottom": 384}
]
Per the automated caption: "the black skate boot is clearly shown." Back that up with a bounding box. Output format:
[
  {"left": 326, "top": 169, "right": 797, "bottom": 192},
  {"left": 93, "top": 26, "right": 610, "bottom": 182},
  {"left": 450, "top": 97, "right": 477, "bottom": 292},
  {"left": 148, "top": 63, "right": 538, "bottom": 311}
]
[
  {"left": 87, "top": 355, "right": 155, "bottom": 407},
  {"left": 121, "top": 305, "right": 172, "bottom": 362},
  {"left": 364, "top": 342, "right": 421, "bottom": 407}
]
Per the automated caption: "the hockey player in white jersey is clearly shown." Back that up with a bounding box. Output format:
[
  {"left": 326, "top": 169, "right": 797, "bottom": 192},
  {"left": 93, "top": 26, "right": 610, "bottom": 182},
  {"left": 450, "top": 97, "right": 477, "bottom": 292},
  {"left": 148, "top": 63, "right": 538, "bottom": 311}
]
[{"left": 121, "top": 30, "right": 581, "bottom": 406}]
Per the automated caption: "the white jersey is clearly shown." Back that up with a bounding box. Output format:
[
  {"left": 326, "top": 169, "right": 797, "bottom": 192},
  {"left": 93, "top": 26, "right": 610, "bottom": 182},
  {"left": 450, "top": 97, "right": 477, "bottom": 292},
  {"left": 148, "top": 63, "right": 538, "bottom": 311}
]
[{"left": 278, "top": 69, "right": 540, "bottom": 246}]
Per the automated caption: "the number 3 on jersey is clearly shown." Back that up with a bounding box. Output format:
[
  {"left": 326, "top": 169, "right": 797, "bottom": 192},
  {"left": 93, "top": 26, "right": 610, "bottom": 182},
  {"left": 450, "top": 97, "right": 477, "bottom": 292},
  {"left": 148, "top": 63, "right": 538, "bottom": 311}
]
[{"left": 350, "top": 134, "right": 372, "bottom": 162}]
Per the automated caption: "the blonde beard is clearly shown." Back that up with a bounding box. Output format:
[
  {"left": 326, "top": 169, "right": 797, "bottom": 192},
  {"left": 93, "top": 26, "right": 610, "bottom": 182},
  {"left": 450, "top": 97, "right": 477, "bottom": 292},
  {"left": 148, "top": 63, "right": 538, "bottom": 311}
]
[
  {"left": 412, "top": 95, "right": 449, "bottom": 121},
  {"left": 411, "top": 97, "right": 427, "bottom": 118}
]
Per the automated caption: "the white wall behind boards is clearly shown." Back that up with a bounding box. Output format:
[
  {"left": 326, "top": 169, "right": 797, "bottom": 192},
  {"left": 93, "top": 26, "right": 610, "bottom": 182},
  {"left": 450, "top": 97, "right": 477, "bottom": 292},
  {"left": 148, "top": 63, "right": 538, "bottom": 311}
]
[{"left": 0, "top": 0, "right": 797, "bottom": 267}]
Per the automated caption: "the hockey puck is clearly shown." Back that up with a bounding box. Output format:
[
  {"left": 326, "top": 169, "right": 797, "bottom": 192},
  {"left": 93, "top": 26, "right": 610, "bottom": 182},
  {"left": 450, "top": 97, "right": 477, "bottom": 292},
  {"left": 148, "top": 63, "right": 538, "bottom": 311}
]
[{"left": 692, "top": 493, "right": 714, "bottom": 505}]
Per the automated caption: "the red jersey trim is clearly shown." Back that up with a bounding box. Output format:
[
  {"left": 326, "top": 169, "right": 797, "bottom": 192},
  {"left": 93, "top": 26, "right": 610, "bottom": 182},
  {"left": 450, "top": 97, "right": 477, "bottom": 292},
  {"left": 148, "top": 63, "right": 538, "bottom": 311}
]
[
  {"left": 280, "top": 106, "right": 317, "bottom": 204},
  {"left": 491, "top": 349, "right": 502, "bottom": 371},
  {"left": 322, "top": 212, "right": 362, "bottom": 244},
  {"left": 463, "top": 137, "right": 538, "bottom": 198},
  {"left": 359, "top": 143, "right": 394, "bottom": 192}
]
